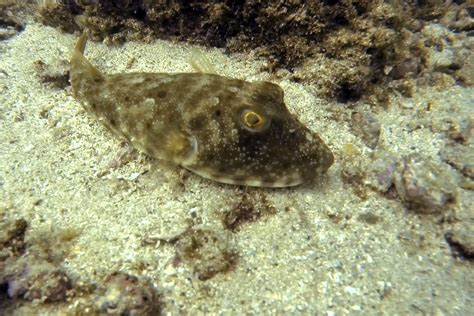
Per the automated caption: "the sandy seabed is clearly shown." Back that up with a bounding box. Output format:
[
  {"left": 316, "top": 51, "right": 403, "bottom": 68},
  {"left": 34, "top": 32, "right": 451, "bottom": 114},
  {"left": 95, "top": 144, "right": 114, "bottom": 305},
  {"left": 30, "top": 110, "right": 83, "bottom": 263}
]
[{"left": 0, "top": 22, "right": 472, "bottom": 315}]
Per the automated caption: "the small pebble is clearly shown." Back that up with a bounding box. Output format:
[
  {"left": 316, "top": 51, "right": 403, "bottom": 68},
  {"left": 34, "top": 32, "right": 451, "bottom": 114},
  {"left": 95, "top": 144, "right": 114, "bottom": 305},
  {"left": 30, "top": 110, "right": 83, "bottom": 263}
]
[{"left": 129, "top": 172, "right": 141, "bottom": 181}]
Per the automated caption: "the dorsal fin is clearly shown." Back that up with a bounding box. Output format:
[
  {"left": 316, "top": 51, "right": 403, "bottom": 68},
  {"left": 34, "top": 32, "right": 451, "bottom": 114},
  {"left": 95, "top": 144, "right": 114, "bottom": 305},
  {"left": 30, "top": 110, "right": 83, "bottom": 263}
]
[
  {"left": 74, "top": 33, "right": 88, "bottom": 54},
  {"left": 70, "top": 33, "right": 104, "bottom": 83}
]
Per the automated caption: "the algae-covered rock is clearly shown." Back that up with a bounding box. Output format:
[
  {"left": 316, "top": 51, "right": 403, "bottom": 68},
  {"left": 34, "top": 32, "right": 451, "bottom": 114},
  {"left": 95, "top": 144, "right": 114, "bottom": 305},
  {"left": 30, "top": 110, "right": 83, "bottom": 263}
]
[
  {"left": 0, "top": 217, "right": 27, "bottom": 260},
  {"left": 0, "top": 214, "right": 79, "bottom": 304},
  {"left": 367, "top": 153, "right": 398, "bottom": 194},
  {"left": 440, "top": 143, "right": 474, "bottom": 179},
  {"left": 454, "top": 53, "right": 474, "bottom": 86},
  {"left": 1, "top": 254, "right": 71, "bottom": 302},
  {"left": 351, "top": 111, "right": 381, "bottom": 149},
  {"left": 0, "top": 1, "right": 26, "bottom": 40},
  {"left": 175, "top": 226, "right": 237, "bottom": 280},
  {"left": 35, "top": 0, "right": 467, "bottom": 102},
  {"left": 444, "top": 199, "right": 474, "bottom": 261},
  {"left": 445, "top": 225, "right": 474, "bottom": 261},
  {"left": 222, "top": 192, "right": 276, "bottom": 232},
  {"left": 94, "top": 272, "right": 162, "bottom": 316},
  {"left": 395, "top": 154, "right": 458, "bottom": 214}
]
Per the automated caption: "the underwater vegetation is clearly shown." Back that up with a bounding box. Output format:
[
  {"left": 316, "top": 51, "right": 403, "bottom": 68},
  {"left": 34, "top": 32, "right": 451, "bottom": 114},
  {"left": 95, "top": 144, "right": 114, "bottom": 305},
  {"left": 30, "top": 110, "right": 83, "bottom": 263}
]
[{"left": 35, "top": 0, "right": 473, "bottom": 102}]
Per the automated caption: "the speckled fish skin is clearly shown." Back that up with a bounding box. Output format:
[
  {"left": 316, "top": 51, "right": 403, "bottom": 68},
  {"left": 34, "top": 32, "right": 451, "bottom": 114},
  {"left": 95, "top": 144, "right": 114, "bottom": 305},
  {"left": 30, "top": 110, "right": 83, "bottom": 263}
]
[{"left": 70, "top": 34, "right": 334, "bottom": 187}]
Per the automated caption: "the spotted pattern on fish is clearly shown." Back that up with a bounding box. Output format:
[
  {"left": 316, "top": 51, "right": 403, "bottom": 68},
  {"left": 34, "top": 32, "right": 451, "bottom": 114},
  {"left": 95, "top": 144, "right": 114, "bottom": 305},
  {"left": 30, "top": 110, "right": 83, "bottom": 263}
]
[{"left": 70, "top": 34, "right": 334, "bottom": 187}]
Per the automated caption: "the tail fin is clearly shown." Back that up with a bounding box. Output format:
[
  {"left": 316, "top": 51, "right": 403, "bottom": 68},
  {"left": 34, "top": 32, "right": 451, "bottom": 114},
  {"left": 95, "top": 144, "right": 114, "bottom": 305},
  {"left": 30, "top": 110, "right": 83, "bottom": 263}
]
[{"left": 70, "top": 33, "right": 104, "bottom": 85}]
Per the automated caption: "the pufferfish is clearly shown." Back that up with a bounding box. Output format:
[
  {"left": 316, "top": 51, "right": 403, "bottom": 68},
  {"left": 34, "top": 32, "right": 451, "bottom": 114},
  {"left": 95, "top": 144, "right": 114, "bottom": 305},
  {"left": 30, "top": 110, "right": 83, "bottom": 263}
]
[{"left": 70, "top": 34, "right": 334, "bottom": 187}]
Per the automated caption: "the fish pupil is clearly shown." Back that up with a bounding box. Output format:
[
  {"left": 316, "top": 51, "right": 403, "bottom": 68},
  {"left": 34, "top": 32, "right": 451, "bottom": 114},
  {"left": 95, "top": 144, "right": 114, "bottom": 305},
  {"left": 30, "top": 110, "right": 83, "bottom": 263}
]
[{"left": 242, "top": 110, "right": 264, "bottom": 128}]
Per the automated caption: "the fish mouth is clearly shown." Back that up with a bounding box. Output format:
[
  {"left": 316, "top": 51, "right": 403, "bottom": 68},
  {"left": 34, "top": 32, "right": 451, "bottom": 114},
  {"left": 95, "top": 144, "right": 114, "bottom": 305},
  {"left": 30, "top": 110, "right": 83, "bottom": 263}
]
[{"left": 182, "top": 166, "right": 304, "bottom": 188}]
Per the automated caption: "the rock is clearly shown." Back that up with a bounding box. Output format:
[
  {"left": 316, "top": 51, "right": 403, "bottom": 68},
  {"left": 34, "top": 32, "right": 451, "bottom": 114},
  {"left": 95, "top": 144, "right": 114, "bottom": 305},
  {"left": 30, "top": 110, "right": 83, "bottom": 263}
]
[
  {"left": 1, "top": 216, "right": 77, "bottom": 304},
  {"left": 95, "top": 272, "right": 162, "bottom": 316},
  {"left": 0, "top": 6, "right": 24, "bottom": 40},
  {"left": 368, "top": 154, "right": 398, "bottom": 193},
  {"left": 445, "top": 225, "right": 474, "bottom": 261},
  {"left": 454, "top": 53, "right": 474, "bottom": 86},
  {"left": 448, "top": 7, "right": 474, "bottom": 32},
  {"left": 0, "top": 217, "right": 27, "bottom": 260},
  {"left": 440, "top": 143, "right": 474, "bottom": 178},
  {"left": 1, "top": 255, "right": 71, "bottom": 302},
  {"left": 394, "top": 154, "right": 458, "bottom": 214},
  {"left": 351, "top": 111, "right": 381, "bottom": 149},
  {"left": 444, "top": 202, "right": 474, "bottom": 261},
  {"left": 447, "top": 115, "right": 473, "bottom": 145}
]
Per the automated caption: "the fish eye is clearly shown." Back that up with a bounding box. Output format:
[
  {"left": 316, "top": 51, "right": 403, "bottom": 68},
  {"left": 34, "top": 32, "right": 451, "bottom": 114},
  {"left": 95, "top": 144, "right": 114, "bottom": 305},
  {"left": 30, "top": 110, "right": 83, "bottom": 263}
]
[{"left": 240, "top": 109, "right": 269, "bottom": 131}]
